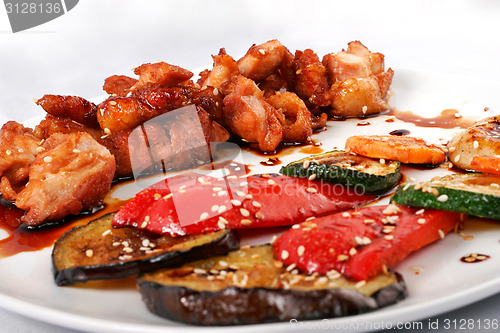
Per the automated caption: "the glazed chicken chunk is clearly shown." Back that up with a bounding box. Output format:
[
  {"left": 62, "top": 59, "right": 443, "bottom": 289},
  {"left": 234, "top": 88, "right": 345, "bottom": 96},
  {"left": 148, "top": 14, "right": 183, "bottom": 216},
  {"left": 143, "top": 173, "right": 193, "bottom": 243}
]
[
  {"left": 237, "top": 39, "right": 286, "bottom": 82},
  {"left": 322, "top": 41, "right": 393, "bottom": 117},
  {"left": 0, "top": 121, "right": 42, "bottom": 198},
  {"left": 14, "top": 132, "right": 115, "bottom": 226},
  {"left": 223, "top": 75, "right": 283, "bottom": 152}
]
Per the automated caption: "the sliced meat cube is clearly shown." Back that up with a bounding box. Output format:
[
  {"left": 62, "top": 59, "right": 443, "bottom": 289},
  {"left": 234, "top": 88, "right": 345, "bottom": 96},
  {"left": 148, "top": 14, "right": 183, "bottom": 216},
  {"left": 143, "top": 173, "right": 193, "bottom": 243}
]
[
  {"left": 36, "top": 95, "right": 99, "bottom": 128},
  {"left": 199, "top": 48, "right": 239, "bottom": 89},
  {"left": 131, "top": 62, "right": 193, "bottom": 92},
  {"left": 238, "top": 39, "right": 286, "bottom": 82},
  {"left": 15, "top": 132, "right": 115, "bottom": 226},
  {"left": 222, "top": 75, "right": 283, "bottom": 152},
  {"left": 0, "top": 121, "right": 42, "bottom": 191},
  {"left": 103, "top": 75, "right": 138, "bottom": 97}
]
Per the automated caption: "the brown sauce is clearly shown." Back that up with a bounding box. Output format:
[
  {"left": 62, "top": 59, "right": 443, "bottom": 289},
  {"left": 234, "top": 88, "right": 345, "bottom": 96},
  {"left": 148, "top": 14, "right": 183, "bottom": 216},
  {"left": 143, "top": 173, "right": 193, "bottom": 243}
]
[
  {"left": 0, "top": 189, "right": 131, "bottom": 259},
  {"left": 389, "top": 129, "right": 411, "bottom": 136},
  {"left": 357, "top": 121, "right": 371, "bottom": 126},
  {"left": 388, "top": 108, "right": 476, "bottom": 129},
  {"left": 460, "top": 253, "right": 490, "bottom": 263},
  {"left": 260, "top": 157, "right": 281, "bottom": 166},
  {"left": 298, "top": 146, "right": 324, "bottom": 155}
]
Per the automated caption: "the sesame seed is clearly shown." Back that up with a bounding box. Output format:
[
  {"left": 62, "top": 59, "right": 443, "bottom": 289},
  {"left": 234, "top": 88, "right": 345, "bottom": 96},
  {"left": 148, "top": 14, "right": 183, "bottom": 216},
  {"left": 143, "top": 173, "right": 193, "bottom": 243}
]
[
  {"left": 217, "top": 191, "right": 227, "bottom": 197},
  {"left": 245, "top": 194, "right": 253, "bottom": 200},
  {"left": 252, "top": 201, "right": 262, "bottom": 208},
  {"left": 240, "top": 181, "right": 248, "bottom": 187},
  {"left": 297, "top": 245, "right": 305, "bottom": 256},
  {"left": 454, "top": 154, "right": 461, "bottom": 163},
  {"left": 85, "top": 249, "right": 93, "bottom": 257},
  {"left": 241, "top": 219, "right": 252, "bottom": 226},
  {"left": 286, "top": 263, "right": 297, "bottom": 272},
  {"left": 219, "top": 260, "right": 228, "bottom": 267},
  {"left": 267, "top": 179, "right": 276, "bottom": 186},
  {"left": 437, "top": 194, "right": 449, "bottom": 202},
  {"left": 308, "top": 174, "right": 317, "bottom": 180},
  {"left": 355, "top": 280, "right": 366, "bottom": 288},
  {"left": 438, "top": 229, "right": 445, "bottom": 239},
  {"left": 270, "top": 235, "right": 277, "bottom": 244},
  {"left": 364, "top": 219, "right": 375, "bottom": 224},
  {"left": 101, "top": 229, "right": 112, "bottom": 236},
  {"left": 142, "top": 239, "right": 150, "bottom": 247},
  {"left": 236, "top": 191, "right": 246, "bottom": 197},
  {"left": 473, "top": 141, "right": 479, "bottom": 149},
  {"left": 362, "top": 106, "right": 368, "bottom": 114},
  {"left": 109, "top": 100, "right": 117, "bottom": 106},
  {"left": 292, "top": 224, "right": 300, "bottom": 229},
  {"left": 281, "top": 250, "right": 289, "bottom": 260},
  {"left": 218, "top": 216, "right": 229, "bottom": 225},
  {"left": 239, "top": 208, "right": 250, "bottom": 217},
  {"left": 258, "top": 48, "right": 266, "bottom": 55},
  {"left": 194, "top": 268, "right": 207, "bottom": 275},
  {"left": 384, "top": 235, "right": 394, "bottom": 240},
  {"left": 403, "top": 183, "right": 411, "bottom": 191},
  {"left": 417, "top": 218, "right": 426, "bottom": 224},
  {"left": 342, "top": 212, "right": 351, "bottom": 218},
  {"left": 337, "top": 254, "right": 349, "bottom": 262},
  {"left": 213, "top": 88, "right": 219, "bottom": 96},
  {"left": 217, "top": 220, "right": 226, "bottom": 229},
  {"left": 112, "top": 242, "right": 121, "bottom": 247},
  {"left": 43, "top": 156, "right": 53, "bottom": 163},
  {"left": 123, "top": 247, "right": 133, "bottom": 253},
  {"left": 212, "top": 187, "right": 223, "bottom": 192},
  {"left": 200, "top": 212, "right": 209, "bottom": 220},
  {"left": 119, "top": 255, "right": 133, "bottom": 260},
  {"left": 306, "top": 187, "right": 318, "bottom": 193},
  {"left": 211, "top": 204, "right": 219, "bottom": 212},
  {"left": 104, "top": 128, "right": 112, "bottom": 135},
  {"left": 230, "top": 200, "right": 242, "bottom": 206},
  {"left": 416, "top": 208, "right": 425, "bottom": 215},
  {"left": 218, "top": 205, "right": 227, "bottom": 214},
  {"left": 303, "top": 160, "right": 311, "bottom": 169},
  {"left": 380, "top": 158, "right": 386, "bottom": 165},
  {"left": 349, "top": 247, "right": 357, "bottom": 256},
  {"left": 362, "top": 236, "right": 372, "bottom": 245}
]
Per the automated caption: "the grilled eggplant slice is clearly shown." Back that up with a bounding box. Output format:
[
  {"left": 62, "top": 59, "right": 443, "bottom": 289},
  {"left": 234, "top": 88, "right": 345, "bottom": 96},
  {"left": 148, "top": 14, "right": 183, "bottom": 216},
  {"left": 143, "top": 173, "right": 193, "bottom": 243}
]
[
  {"left": 52, "top": 213, "right": 239, "bottom": 285},
  {"left": 138, "top": 245, "right": 407, "bottom": 325}
]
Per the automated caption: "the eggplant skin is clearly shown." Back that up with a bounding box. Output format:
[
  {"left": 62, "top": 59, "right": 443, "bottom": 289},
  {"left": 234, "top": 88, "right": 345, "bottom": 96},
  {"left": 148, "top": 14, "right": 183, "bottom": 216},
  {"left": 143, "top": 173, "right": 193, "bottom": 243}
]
[
  {"left": 137, "top": 245, "right": 407, "bottom": 325},
  {"left": 52, "top": 213, "right": 239, "bottom": 286},
  {"left": 138, "top": 274, "right": 406, "bottom": 326}
]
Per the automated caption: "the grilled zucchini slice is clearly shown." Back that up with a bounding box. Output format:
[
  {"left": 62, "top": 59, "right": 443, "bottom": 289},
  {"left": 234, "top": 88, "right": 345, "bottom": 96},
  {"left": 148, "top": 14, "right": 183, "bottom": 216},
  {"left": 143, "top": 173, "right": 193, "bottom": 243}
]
[
  {"left": 138, "top": 245, "right": 407, "bottom": 325},
  {"left": 391, "top": 173, "right": 500, "bottom": 220},
  {"left": 280, "top": 150, "right": 401, "bottom": 193},
  {"left": 52, "top": 213, "right": 239, "bottom": 285}
]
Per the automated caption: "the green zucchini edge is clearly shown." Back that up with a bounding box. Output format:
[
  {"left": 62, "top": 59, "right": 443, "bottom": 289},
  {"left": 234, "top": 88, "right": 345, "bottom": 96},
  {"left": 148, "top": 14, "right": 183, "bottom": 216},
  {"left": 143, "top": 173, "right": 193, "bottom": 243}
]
[{"left": 280, "top": 151, "right": 401, "bottom": 194}]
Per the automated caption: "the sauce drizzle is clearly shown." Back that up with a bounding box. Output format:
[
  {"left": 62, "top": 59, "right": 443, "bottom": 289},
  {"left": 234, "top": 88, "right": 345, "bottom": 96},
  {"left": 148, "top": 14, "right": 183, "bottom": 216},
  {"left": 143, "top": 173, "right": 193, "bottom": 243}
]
[
  {"left": 460, "top": 253, "right": 491, "bottom": 263},
  {"left": 389, "top": 108, "right": 476, "bottom": 129}
]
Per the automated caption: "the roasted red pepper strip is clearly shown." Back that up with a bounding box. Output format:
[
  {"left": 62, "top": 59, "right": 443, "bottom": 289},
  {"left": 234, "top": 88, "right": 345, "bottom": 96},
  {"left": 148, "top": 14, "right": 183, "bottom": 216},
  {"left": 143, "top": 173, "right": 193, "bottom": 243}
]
[
  {"left": 112, "top": 173, "right": 377, "bottom": 236},
  {"left": 273, "top": 205, "right": 466, "bottom": 281}
]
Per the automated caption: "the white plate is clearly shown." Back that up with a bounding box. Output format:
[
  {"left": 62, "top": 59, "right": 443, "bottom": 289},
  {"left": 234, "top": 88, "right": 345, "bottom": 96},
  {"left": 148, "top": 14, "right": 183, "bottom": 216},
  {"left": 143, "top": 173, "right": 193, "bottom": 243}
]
[{"left": 1, "top": 68, "right": 500, "bottom": 333}]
